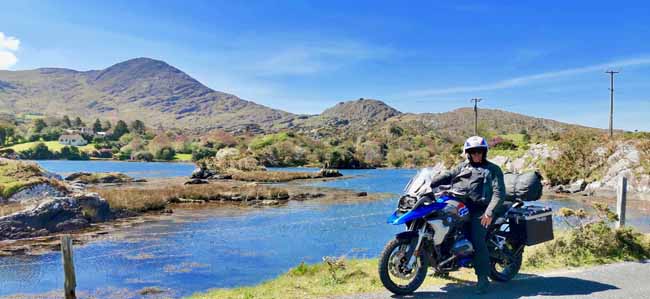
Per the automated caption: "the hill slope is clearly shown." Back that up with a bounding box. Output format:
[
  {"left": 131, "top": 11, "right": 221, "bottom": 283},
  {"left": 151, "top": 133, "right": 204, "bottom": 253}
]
[{"left": 0, "top": 58, "right": 294, "bottom": 132}]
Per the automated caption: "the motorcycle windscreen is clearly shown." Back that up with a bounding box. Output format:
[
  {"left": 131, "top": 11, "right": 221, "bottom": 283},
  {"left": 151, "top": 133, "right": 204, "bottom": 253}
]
[
  {"left": 387, "top": 202, "right": 447, "bottom": 225},
  {"left": 403, "top": 167, "right": 438, "bottom": 198}
]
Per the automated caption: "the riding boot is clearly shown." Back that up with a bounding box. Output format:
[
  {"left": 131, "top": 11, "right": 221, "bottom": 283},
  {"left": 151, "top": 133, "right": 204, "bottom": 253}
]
[{"left": 475, "top": 276, "right": 490, "bottom": 294}]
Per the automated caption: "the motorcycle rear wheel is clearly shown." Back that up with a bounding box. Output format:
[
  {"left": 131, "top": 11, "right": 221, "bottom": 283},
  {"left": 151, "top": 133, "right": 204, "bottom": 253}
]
[
  {"left": 489, "top": 241, "right": 523, "bottom": 282},
  {"left": 378, "top": 238, "right": 429, "bottom": 295}
]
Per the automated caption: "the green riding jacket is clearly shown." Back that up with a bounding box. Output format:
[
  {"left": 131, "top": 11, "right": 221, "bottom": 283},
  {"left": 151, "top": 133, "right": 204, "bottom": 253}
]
[{"left": 430, "top": 159, "right": 506, "bottom": 217}]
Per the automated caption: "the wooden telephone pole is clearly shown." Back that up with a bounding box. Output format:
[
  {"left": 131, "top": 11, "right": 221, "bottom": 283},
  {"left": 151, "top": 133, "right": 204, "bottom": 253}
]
[
  {"left": 471, "top": 98, "right": 482, "bottom": 135},
  {"left": 606, "top": 70, "right": 619, "bottom": 138}
]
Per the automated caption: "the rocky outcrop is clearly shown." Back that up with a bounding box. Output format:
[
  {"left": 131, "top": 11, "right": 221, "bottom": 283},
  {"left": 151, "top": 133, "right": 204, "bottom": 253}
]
[
  {"left": 0, "top": 193, "right": 112, "bottom": 240},
  {"left": 4, "top": 183, "right": 68, "bottom": 203},
  {"left": 491, "top": 144, "right": 561, "bottom": 174},
  {"left": 318, "top": 169, "right": 343, "bottom": 177},
  {"left": 491, "top": 142, "right": 650, "bottom": 198},
  {"left": 64, "top": 172, "right": 134, "bottom": 184}
]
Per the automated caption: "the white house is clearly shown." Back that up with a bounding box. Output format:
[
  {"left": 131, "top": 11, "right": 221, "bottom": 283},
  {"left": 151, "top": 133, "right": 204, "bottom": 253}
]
[{"left": 58, "top": 134, "right": 88, "bottom": 146}]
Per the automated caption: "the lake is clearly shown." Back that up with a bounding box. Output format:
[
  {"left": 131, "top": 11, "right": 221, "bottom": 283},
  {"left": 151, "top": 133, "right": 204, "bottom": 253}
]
[{"left": 0, "top": 161, "right": 648, "bottom": 298}]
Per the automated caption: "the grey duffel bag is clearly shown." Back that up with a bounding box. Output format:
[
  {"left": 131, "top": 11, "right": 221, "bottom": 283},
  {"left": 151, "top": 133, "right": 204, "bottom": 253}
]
[{"left": 504, "top": 171, "right": 543, "bottom": 201}]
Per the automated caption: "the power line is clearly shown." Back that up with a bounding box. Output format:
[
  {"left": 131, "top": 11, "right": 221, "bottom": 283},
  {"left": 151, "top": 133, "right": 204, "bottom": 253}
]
[
  {"left": 470, "top": 98, "right": 483, "bottom": 135},
  {"left": 606, "top": 70, "right": 619, "bottom": 138}
]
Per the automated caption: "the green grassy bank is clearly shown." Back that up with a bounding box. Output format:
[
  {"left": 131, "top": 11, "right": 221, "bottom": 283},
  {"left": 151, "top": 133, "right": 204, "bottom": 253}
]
[{"left": 189, "top": 214, "right": 650, "bottom": 299}]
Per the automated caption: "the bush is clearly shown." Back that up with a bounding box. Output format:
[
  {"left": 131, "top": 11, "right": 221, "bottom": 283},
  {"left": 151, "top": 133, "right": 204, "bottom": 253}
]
[
  {"left": 58, "top": 146, "right": 89, "bottom": 160},
  {"left": 249, "top": 133, "right": 289, "bottom": 150},
  {"left": 541, "top": 130, "right": 606, "bottom": 185},
  {"left": 525, "top": 203, "right": 650, "bottom": 268},
  {"left": 490, "top": 136, "right": 518, "bottom": 150},
  {"left": 131, "top": 151, "right": 154, "bottom": 162},
  {"left": 18, "top": 142, "right": 55, "bottom": 160},
  {"left": 192, "top": 147, "right": 217, "bottom": 161},
  {"left": 155, "top": 146, "right": 176, "bottom": 161}
]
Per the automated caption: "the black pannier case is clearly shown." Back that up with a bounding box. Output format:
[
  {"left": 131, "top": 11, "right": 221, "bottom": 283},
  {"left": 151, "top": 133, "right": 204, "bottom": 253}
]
[{"left": 507, "top": 205, "right": 554, "bottom": 246}]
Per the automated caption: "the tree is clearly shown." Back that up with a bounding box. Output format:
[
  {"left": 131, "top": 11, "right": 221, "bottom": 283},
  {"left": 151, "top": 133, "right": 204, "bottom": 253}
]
[
  {"left": 33, "top": 119, "right": 47, "bottom": 133},
  {"left": 102, "top": 120, "right": 112, "bottom": 131},
  {"left": 73, "top": 116, "right": 84, "bottom": 127},
  {"left": 155, "top": 146, "right": 176, "bottom": 160},
  {"left": 93, "top": 118, "right": 102, "bottom": 132},
  {"left": 0, "top": 125, "right": 15, "bottom": 146},
  {"left": 62, "top": 115, "right": 72, "bottom": 128},
  {"left": 112, "top": 120, "right": 129, "bottom": 140},
  {"left": 130, "top": 120, "right": 146, "bottom": 135}
]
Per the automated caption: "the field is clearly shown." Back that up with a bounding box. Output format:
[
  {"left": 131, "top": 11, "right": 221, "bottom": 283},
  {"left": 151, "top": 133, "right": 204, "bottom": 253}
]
[{"left": 3, "top": 141, "right": 96, "bottom": 153}]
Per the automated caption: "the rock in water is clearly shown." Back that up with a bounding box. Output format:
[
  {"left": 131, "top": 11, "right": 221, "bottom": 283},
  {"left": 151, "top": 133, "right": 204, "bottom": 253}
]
[
  {"left": 0, "top": 193, "right": 112, "bottom": 240},
  {"left": 319, "top": 169, "right": 343, "bottom": 177}
]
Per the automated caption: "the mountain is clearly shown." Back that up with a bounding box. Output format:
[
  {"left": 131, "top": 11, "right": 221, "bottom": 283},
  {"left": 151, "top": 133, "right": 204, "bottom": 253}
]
[
  {"left": 0, "top": 58, "right": 294, "bottom": 132},
  {"left": 0, "top": 57, "right": 595, "bottom": 137},
  {"left": 320, "top": 98, "right": 402, "bottom": 123}
]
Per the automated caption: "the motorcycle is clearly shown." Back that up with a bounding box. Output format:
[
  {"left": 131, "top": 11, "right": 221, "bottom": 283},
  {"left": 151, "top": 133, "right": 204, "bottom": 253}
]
[{"left": 378, "top": 168, "right": 552, "bottom": 295}]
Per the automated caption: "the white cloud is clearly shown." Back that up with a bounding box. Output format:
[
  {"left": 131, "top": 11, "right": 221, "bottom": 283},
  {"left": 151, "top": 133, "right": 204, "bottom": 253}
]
[
  {"left": 0, "top": 51, "right": 18, "bottom": 69},
  {"left": 0, "top": 32, "right": 20, "bottom": 51},
  {"left": 403, "top": 56, "right": 650, "bottom": 98},
  {"left": 0, "top": 32, "right": 20, "bottom": 69}
]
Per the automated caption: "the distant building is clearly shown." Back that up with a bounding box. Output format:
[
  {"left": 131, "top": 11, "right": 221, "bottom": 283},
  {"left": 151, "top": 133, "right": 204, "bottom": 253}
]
[
  {"left": 95, "top": 131, "right": 108, "bottom": 138},
  {"left": 79, "top": 127, "right": 94, "bottom": 135},
  {"left": 65, "top": 127, "right": 94, "bottom": 136},
  {"left": 58, "top": 134, "right": 88, "bottom": 146}
]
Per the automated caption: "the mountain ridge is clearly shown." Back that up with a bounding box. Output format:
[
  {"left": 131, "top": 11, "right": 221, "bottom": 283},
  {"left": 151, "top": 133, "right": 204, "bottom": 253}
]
[{"left": 0, "top": 57, "right": 595, "bottom": 136}]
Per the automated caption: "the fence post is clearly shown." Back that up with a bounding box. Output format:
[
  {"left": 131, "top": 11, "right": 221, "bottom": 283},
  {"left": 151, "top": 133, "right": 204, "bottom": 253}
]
[
  {"left": 61, "top": 235, "right": 77, "bottom": 299},
  {"left": 616, "top": 176, "right": 627, "bottom": 229}
]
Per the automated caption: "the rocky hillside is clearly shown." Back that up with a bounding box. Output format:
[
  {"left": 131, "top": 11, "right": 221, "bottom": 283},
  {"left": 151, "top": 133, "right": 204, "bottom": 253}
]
[
  {"left": 395, "top": 108, "right": 596, "bottom": 142},
  {"left": 0, "top": 58, "right": 294, "bottom": 132},
  {"left": 320, "top": 98, "right": 402, "bottom": 123}
]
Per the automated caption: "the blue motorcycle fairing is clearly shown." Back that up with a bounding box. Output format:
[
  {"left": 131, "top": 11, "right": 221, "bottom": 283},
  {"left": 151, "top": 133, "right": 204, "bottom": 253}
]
[
  {"left": 387, "top": 194, "right": 456, "bottom": 225},
  {"left": 387, "top": 202, "right": 447, "bottom": 225}
]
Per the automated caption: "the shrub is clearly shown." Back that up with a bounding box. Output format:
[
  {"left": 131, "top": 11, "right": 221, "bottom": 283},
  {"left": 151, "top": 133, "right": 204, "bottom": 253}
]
[
  {"left": 490, "top": 137, "right": 518, "bottom": 150},
  {"left": 131, "top": 151, "right": 154, "bottom": 162},
  {"left": 525, "top": 203, "right": 650, "bottom": 268},
  {"left": 192, "top": 147, "right": 217, "bottom": 161},
  {"left": 249, "top": 133, "right": 289, "bottom": 150},
  {"left": 58, "top": 146, "right": 89, "bottom": 160},
  {"left": 18, "top": 142, "right": 55, "bottom": 160},
  {"left": 155, "top": 146, "right": 176, "bottom": 161},
  {"left": 540, "top": 130, "right": 606, "bottom": 185}
]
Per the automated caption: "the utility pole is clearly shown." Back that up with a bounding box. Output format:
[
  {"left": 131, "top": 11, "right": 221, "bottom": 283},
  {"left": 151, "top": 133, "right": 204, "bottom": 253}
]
[
  {"left": 606, "top": 70, "right": 619, "bottom": 138},
  {"left": 470, "top": 98, "right": 482, "bottom": 135}
]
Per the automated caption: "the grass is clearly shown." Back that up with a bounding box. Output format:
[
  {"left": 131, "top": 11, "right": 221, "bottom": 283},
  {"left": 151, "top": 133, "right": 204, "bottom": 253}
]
[
  {"left": 3, "top": 141, "right": 96, "bottom": 153},
  {"left": 0, "top": 202, "right": 27, "bottom": 217},
  {"left": 173, "top": 153, "right": 193, "bottom": 161},
  {"left": 188, "top": 258, "right": 476, "bottom": 299},
  {"left": 228, "top": 170, "right": 336, "bottom": 182},
  {"left": 90, "top": 182, "right": 289, "bottom": 213},
  {"left": 0, "top": 159, "right": 51, "bottom": 199}
]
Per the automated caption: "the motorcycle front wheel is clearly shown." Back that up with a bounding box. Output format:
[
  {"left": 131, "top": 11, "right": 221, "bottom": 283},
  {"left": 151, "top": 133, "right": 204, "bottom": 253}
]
[{"left": 378, "top": 238, "right": 429, "bottom": 295}]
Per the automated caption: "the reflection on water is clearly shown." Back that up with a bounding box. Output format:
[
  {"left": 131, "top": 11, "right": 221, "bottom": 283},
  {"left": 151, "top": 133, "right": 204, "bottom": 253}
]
[{"left": 1, "top": 165, "right": 649, "bottom": 297}]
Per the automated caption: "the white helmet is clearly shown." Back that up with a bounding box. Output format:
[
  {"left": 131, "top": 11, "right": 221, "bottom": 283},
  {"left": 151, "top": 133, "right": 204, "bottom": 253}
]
[{"left": 463, "top": 136, "right": 488, "bottom": 154}]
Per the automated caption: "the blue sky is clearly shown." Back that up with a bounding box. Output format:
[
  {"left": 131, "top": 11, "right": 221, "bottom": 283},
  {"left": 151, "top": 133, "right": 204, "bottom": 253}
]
[{"left": 1, "top": 0, "right": 650, "bottom": 131}]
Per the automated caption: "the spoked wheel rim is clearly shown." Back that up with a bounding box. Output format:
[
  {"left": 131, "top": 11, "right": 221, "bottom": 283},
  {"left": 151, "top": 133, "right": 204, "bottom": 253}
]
[
  {"left": 387, "top": 244, "right": 423, "bottom": 288},
  {"left": 489, "top": 238, "right": 523, "bottom": 281}
]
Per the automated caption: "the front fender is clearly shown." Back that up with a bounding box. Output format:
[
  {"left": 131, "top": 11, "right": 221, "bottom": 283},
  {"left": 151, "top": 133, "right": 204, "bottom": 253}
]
[{"left": 395, "top": 230, "right": 418, "bottom": 240}]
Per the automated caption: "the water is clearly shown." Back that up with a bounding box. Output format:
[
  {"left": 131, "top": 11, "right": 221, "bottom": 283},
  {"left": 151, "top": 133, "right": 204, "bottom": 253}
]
[
  {"left": 1, "top": 162, "right": 649, "bottom": 297},
  {"left": 34, "top": 160, "right": 196, "bottom": 179}
]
